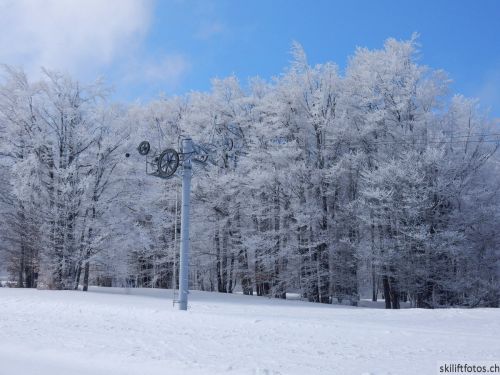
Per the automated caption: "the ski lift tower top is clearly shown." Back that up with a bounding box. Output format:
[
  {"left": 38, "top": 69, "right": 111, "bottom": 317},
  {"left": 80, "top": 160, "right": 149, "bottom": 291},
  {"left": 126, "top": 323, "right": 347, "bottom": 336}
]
[{"left": 132, "top": 133, "right": 234, "bottom": 311}]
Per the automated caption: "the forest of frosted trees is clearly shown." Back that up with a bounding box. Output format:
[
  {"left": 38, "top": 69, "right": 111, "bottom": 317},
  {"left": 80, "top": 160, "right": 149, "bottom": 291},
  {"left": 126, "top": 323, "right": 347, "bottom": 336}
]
[{"left": 0, "top": 38, "right": 499, "bottom": 308}]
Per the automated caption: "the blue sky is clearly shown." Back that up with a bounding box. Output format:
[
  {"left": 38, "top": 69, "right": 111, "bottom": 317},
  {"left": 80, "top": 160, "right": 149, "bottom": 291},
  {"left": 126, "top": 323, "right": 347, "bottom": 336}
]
[{"left": 1, "top": 0, "right": 499, "bottom": 117}]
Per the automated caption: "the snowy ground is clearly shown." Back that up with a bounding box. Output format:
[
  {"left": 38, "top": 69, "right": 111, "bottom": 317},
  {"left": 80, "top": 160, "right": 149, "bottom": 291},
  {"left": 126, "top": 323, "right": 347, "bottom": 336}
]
[{"left": 0, "top": 287, "right": 498, "bottom": 375}]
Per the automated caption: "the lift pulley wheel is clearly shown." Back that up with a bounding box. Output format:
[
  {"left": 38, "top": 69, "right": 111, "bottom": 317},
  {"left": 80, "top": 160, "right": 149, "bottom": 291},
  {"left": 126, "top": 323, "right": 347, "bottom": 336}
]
[
  {"left": 157, "top": 148, "right": 179, "bottom": 178},
  {"left": 138, "top": 141, "right": 151, "bottom": 156}
]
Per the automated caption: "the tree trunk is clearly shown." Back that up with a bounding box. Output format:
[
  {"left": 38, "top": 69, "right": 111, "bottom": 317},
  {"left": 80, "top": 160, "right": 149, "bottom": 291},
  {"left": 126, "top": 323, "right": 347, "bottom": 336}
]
[
  {"left": 17, "top": 244, "right": 25, "bottom": 288},
  {"left": 74, "top": 262, "right": 82, "bottom": 290},
  {"left": 372, "top": 267, "right": 378, "bottom": 302},
  {"left": 382, "top": 274, "right": 391, "bottom": 309},
  {"left": 389, "top": 275, "right": 400, "bottom": 309},
  {"left": 371, "top": 215, "right": 377, "bottom": 301},
  {"left": 82, "top": 261, "right": 90, "bottom": 292},
  {"left": 215, "top": 221, "right": 224, "bottom": 292},
  {"left": 228, "top": 253, "right": 235, "bottom": 293}
]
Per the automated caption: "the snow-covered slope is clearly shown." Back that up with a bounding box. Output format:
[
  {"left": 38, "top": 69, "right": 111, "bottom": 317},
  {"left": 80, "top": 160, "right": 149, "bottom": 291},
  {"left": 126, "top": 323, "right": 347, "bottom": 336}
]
[{"left": 0, "top": 287, "right": 498, "bottom": 375}]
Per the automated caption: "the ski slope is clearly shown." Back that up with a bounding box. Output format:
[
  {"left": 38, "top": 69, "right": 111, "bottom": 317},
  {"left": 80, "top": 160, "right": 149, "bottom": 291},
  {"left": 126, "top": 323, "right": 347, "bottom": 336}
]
[{"left": 0, "top": 287, "right": 498, "bottom": 375}]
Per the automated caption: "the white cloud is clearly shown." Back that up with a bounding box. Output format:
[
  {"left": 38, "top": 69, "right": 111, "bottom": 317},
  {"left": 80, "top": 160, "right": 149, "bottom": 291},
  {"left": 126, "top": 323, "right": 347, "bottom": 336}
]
[
  {"left": 0, "top": 0, "right": 154, "bottom": 78},
  {"left": 123, "top": 54, "right": 191, "bottom": 88}
]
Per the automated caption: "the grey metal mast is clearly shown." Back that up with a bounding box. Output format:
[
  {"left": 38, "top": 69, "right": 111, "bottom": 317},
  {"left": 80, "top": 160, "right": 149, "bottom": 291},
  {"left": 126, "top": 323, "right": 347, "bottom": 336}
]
[{"left": 178, "top": 138, "right": 193, "bottom": 311}]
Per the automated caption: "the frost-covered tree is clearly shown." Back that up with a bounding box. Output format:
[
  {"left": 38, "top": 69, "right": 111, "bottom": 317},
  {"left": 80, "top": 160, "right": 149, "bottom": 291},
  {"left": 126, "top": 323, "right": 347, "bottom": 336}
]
[{"left": 0, "top": 68, "right": 125, "bottom": 290}]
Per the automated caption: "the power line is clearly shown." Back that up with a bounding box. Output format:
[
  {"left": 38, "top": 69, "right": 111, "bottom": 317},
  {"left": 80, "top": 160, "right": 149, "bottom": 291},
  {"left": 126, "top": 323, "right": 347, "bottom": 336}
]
[
  {"left": 334, "top": 139, "right": 500, "bottom": 146},
  {"left": 319, "top": 136, "right": 500, "bottom": 146}
]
